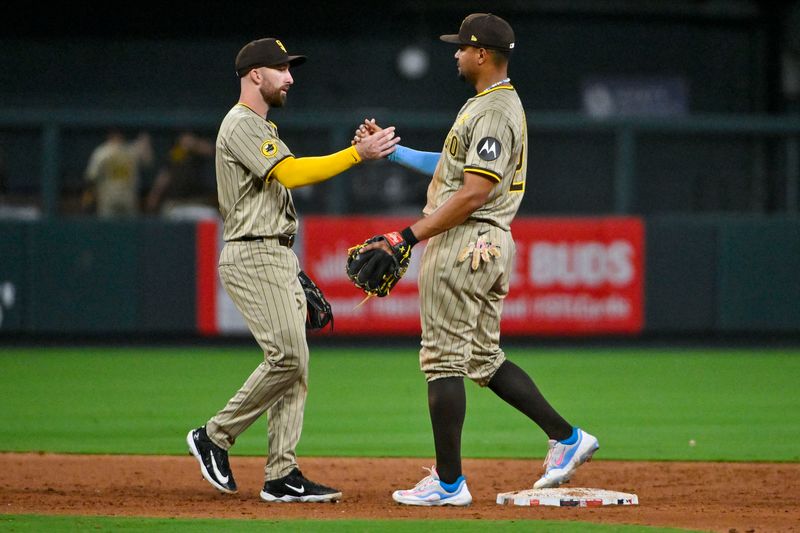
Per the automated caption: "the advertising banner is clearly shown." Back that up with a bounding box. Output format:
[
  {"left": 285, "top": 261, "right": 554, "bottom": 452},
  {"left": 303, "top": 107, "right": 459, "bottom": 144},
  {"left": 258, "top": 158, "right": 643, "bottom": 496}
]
[
  {"left": 501, "top": 218, "right": 644, "bottom": 335},
  {"left": 301, "top": 216, "right": 645, "bottom": 336},
  {"left": 302, "top": 216, "right": 423, "bottom": 335},
  {"left": 202, "top": 216, "right": 644, "bottom": 336},
  {"left": 581, "top": 76, "right": 688, "bottom": 118}
]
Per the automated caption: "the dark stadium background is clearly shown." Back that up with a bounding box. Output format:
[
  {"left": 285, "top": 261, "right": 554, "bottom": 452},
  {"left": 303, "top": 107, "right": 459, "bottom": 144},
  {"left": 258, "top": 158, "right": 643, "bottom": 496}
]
[{"left": 1, "top": 0, "right": 798, "bottom": 342}]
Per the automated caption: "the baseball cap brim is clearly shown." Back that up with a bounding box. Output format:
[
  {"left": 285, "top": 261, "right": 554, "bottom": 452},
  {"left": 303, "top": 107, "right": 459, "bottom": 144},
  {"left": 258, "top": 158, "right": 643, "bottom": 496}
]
[
  {"left": 439, "top": 34, "right": 465, "bottom": 45},
  {"left": 244, "top": 55, "right": 307, "bottom": 70},
  {"left": 439, "top": 34, "right": 508, "bottom": 50}
]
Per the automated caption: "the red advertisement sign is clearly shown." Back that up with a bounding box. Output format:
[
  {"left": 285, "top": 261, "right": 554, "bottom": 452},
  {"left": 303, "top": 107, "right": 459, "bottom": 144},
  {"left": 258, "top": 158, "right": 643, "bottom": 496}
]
[
  {"left": 302, "top": 216, "right": 423, "bottom": 335},
  {"left": 301, "top": 216, "right": 644, "bottom": 336},
  {"left": 503, "top": 218, "right": 644, "bottom": 335}
]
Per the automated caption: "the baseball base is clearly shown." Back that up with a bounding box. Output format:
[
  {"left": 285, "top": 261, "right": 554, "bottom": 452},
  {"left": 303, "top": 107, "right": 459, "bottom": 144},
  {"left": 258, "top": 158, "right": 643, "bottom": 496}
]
[{"left": 496, "top": 487, "right": 639, "bottom": 507}]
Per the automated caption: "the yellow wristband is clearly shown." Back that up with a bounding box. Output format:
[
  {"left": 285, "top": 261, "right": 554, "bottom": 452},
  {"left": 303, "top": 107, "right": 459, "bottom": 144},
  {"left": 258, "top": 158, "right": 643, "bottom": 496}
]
[{"left": 347, "top": 144, "right": 362, "bottom": 163}]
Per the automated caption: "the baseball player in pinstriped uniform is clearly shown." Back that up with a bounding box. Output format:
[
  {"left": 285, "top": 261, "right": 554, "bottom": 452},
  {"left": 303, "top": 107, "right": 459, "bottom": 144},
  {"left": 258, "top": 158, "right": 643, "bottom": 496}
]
[
  {"left": 354, "top": 14, "right": 599, "bottom": 506},
  {"left": 187, "top": 37, "right": 399, "bottom": 503}
]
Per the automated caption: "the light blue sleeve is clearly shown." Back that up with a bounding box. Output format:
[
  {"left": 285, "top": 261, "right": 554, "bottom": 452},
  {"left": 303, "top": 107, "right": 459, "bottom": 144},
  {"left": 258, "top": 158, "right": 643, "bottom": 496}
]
[{"left": 387, "top": 145, "right": 440, "bottom": 176}]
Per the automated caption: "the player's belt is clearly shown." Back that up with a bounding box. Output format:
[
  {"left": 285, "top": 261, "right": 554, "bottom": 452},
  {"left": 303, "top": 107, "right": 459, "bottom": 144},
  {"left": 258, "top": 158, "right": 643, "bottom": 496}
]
[
  {"left": 229, "top": 235, "right": 295, "bottom": 248},
  {"left": 467, "top": 217, "right": 506, "bottom": 231}
]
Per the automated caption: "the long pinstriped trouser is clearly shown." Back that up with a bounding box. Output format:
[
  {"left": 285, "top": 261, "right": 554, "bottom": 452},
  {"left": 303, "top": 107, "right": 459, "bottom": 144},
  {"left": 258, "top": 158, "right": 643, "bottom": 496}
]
[
  {"left": 418, "top": 221, "right": 515, "bottom": 386},
  {"left": 206, "top": 240, "right": 308, "bottom": 481}
]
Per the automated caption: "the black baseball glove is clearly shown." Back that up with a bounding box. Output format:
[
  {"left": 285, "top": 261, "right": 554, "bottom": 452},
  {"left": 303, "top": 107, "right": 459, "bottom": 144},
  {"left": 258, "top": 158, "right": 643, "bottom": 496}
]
[
  {"left": 345, "top": 231, "right": 414, "bottom": 298},
  {"left": 298, "top": 270, "right": 333, "bottom": 330}
]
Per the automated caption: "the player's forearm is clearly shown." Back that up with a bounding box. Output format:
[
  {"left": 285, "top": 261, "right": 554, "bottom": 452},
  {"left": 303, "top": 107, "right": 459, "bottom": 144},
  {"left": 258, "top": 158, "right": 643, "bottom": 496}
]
[
  {"left": 409, "top": 171, "right": 495, "bottom": 241},
  {"left": 410, "top": 188, "right": 487, "bottom": 241},
  {"left": 269, "top": 145, "right": 362, "bottom": 188},
  {"left": 387, "top": 145, "right": 440, "bottom": 176}
]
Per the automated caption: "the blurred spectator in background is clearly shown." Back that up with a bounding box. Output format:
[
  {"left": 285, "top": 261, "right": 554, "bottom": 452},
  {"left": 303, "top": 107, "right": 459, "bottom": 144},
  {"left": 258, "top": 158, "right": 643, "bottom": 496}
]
[
  {"left": 145, "top": 131, "right": 217, "bottom": 220},
  {"left": 82, "top": 129, "right": 153, "bottom": 217}
]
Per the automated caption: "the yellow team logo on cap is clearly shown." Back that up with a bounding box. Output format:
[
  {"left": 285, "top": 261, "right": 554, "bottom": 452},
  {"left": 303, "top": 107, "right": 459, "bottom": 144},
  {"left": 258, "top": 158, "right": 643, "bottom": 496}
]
[
  {"left": 470, "top": 35, "right": 478, "bottom": 42},
  {"left": 275, "top": 40, "right": 287, "bottom": 53},
  {"left": 261, "top": 140, "right": 278, "bottom": 158}
]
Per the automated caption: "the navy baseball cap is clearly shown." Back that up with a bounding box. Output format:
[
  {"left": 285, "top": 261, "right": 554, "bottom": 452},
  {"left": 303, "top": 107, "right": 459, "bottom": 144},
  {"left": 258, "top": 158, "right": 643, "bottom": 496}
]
[
  {"left": 235, "top": 38, "right": 306, "bottom": 77},
  {"left": 440, "top": 13, "right": 515, "bottom": 52}
]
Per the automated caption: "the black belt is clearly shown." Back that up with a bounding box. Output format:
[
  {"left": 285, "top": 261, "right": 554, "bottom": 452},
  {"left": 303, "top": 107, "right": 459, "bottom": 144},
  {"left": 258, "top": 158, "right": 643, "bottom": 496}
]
[{"left": 230, "top": 235, "right": 295, "bottom": 248}]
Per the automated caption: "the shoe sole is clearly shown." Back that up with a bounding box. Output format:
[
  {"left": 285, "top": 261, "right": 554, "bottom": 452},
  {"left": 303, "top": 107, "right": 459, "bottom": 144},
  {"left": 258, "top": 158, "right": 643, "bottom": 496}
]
[
  {"left": 260, "top": 490, "right": 342, "bottom": 503},
  {"left": 391, "top": 491, "right": 473, "bottom": 507},
  {"left": 186, "top": 430, "right": 237, "bottom": 494},
  {"left": 392, "top": 498, "right": 472, "bottom": 507},
  {"left": 534, "top": 441, "right": 600, "bottom": 489}
]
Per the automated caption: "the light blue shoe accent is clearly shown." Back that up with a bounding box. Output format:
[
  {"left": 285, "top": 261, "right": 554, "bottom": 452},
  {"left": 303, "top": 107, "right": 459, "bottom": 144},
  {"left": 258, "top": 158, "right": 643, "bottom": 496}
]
[
  {"left": 559, "top": 426, "right": 579, "bottom": 445},
  {"left": 392, "top": 467, "right": 473, "bottom": 506},
  {"left": 440, "top": 475, "right": 466, "bottom": 493},
  {"left": 534, "top": 428, "right": 599, "bottom": 489}
]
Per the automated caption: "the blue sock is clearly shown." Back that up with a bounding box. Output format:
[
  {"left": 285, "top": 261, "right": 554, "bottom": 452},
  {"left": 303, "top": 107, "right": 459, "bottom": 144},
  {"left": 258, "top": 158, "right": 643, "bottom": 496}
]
[
  {"left": 440, "top": 475, "right": 465, "bottom": 493},
  {"left": 559, "top": 427, "right": 579, "bottom": 445}
]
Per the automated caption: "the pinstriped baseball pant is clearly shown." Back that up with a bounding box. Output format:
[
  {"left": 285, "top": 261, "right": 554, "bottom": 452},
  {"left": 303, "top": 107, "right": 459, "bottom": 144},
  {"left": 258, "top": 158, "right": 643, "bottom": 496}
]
[
  {"left": 418, "top": 221, "right": 514, "bottom": 386},
  {"left": 206, "top": 240, "right": 308, "bottom": 481}
]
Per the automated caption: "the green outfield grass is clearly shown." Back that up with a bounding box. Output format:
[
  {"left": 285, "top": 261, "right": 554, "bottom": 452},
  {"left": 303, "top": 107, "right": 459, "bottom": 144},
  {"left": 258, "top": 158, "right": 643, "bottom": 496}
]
[
  {"left": 3, "top": 345, "right": 794, "bottom": 532},
  {"left": 0, "top": 346, "right": 797, "bottom": 461},
  {"left": 0, "top": 514, "right": 694, "bottom": 532}
]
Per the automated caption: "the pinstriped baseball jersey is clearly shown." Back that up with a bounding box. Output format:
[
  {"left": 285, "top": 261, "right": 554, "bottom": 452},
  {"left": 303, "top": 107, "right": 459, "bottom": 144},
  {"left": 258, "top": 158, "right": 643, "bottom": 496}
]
[
  {"left": 216, "top": 103, "right": 297, "bottom": 241},
  {"left": 417, "top": 83, "right": 526, "bottom": 384},
  {"left": 425, "top": 85, "right": 526, "bottom": 231}
]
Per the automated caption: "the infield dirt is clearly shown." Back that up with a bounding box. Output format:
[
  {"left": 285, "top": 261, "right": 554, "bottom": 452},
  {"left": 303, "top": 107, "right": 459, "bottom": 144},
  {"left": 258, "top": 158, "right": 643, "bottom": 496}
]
[{"left": 2, "top": 453, "right": 798, "bottom": 532}]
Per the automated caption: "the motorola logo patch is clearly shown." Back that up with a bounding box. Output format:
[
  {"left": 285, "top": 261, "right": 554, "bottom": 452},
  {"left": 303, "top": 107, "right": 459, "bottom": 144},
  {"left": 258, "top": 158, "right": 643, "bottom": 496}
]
[{"left": 476, "top": 137, "right": 501, "bottom": 161}]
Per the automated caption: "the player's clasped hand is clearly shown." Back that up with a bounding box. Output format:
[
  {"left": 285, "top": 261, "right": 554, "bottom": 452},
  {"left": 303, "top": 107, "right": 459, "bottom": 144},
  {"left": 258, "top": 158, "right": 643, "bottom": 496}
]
[
  {"left": 351, "top": 118, "right": 383, "bottom": 145},
  {"left": 351, "top": 125, "right": 399, "bottom": 160}
]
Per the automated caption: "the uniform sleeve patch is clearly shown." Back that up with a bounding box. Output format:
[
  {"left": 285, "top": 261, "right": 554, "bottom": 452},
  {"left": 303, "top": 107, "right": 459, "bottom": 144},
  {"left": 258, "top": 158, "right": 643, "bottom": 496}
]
[
  {"left": 261, "top": 140, "right": 279, "bottom": 158},
  {"left": 476, "top": 137, "right": 501, "bottom": 161}
]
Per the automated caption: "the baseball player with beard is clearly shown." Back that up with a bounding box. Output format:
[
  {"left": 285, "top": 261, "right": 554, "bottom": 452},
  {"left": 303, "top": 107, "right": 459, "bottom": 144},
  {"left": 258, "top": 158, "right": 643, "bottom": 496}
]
[
  {"left": 187, "top": 37, "right": 399, "bottom": 503},
  {"left": 352, "top": 14, "right": 599, "bottom": 506}
]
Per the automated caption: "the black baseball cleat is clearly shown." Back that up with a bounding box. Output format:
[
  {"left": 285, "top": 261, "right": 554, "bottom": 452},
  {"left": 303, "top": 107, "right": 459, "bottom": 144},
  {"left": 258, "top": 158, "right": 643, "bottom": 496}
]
[
  {"left": 260, "top": 467, "right": 342, "bottom": 502},
  {"left": 186, "top": 426, "right": 238, "bottom": 494}
]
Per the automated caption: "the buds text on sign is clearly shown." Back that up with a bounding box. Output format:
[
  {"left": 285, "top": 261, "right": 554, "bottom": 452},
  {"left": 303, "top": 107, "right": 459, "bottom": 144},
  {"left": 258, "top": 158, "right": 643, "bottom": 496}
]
[
  {"left": 298, "top": 216, "right": 644, "bottom": 336},
  {"left": 530, "top": 241, "right": 635, "bottom": 288}
]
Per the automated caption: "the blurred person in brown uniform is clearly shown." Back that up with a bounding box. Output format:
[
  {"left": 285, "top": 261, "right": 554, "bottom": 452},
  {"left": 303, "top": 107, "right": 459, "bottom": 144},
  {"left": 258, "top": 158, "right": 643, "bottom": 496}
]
[
  {"left": 146, "top": 131, "right": 218, "bottom": 219},
  {"left": 83, "top": 129, "right": 153, "bottom": 217}
]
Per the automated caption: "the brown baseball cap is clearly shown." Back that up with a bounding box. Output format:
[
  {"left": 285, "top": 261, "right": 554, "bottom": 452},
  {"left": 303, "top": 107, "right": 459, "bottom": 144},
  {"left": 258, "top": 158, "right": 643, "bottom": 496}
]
[
  {"left": 235, "top": 38, "right": 306, "bottom": 77},
  {"left": 440, "top": 13, "right": 515, "bottom": 52}
]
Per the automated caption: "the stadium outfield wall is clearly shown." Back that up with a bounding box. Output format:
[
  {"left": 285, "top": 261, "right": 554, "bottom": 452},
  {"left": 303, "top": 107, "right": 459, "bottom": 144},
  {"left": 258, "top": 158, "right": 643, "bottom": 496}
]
[{"left": 0, "top": 215, "right": 798, "bottom": 338}]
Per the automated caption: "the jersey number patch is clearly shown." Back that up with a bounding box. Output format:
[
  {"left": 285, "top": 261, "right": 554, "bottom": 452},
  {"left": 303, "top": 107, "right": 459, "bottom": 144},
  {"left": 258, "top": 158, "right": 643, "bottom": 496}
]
[
  {"left": 447, "top": 134, "right": 459, "bottom": 157},
  {"left": 477, "top": 137, "right": 501, "bottom": 161}
]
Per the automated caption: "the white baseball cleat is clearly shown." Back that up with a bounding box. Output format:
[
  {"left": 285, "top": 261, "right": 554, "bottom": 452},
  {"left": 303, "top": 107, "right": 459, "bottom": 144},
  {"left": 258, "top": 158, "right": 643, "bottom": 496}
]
[
  {"left": 392, "top": 466, "right": 473, "bottom": 506},
  {"left": 533, "top": 428, "right": 599, "bottom": 489}
]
